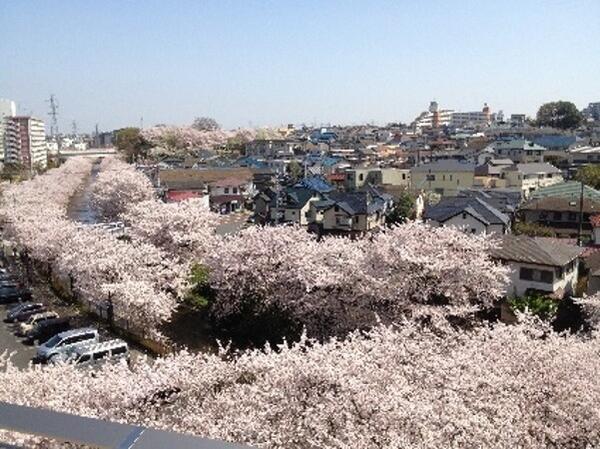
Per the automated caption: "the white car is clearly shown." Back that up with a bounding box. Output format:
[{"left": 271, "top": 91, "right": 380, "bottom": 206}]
[{"left": 17, "top": 311, "right": 59, "bottom": 336}]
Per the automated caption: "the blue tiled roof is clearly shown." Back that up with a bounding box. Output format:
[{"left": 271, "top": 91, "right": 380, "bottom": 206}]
[
  {"left": 533, "top": 135, "right": 577, "bottom": 150},
  {"left": 294, "top": 176, "right": 334, "bottom": 193}
]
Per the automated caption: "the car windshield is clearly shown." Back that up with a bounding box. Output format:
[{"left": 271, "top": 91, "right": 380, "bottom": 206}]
[{"left": 44, "top": 335, "right": 61, "bottom": 348}]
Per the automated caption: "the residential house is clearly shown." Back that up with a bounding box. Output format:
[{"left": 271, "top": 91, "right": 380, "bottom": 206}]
[
  {"left": 490, "top": 235, "right": 583, "bottom": 298},
  {"left": 209, "top": 176, "right": 254, "bottom": 214},
  {"left": 519, "top": 182, "right": 600, "bottom": 239},
  {"left": 499, "top": 163, "right": 563, "bottom": 196},
  {"left": 307, "top": 187, "right": 392, "bottom": 234},
  {"left": 345, "top": 167, "right": 411, "bottom": 191},
  {"left": 410, "top": 160, "right": 476, "bottom": 196},
  {"left": 424, "top": 196, "right": 510, "bottom": 235},
  {"left": 494, "top": 139, "right": 547, "bottom": 163},
  {"left": 158, "top": 168, "right": 255, "bottom": 206}
]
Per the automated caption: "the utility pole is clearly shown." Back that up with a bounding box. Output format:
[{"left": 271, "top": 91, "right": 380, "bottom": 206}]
[
  {"left": 577, "top": 180, "right": 585, "bottom": 246},
  {"left": 46, "top": 94, "right": 59, "bottom": 137}
]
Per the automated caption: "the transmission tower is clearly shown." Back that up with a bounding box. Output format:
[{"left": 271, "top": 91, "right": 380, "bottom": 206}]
[
  {"left": 46, "top": 94, "right": 59, "bottom": 137},
  {"left": 71, "top": 120, "right": 78, "bottom": 136}
]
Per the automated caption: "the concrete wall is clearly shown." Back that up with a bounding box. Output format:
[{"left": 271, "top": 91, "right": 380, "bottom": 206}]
[{"left": 410, "top": 171, "right": 474, "bottom": 196}]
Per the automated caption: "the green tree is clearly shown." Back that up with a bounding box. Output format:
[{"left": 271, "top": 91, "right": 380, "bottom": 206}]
[
  {"left": 386, "top": 191, "right": 416, "bottom": 224},
  {"left": 513, "top": 221, "right": 555, "bottom": 237},
  {"left": 192, "top": 117, "right": 220, "bottom": 132},
  {"left": 288, "top": 160, "right": 303, "bottom": 182},
  {"left": 509, "top": 293, "right": 558, "bottom": 320},
  {"left": 576, "top": 165, "right": 600, "bottom": 190},
  {"left": 183, "top": 263, "right": 215, "bottom": 310},
  {"left": 115, "top": 127, "right": 147, "bottom": 163},
  {"left": 536, "top": 101, "right": 583, "bottom": 129}
]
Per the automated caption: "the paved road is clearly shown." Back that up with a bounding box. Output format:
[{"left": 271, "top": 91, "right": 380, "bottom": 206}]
[
  {"left": 216, "top": 211, "right": 251, "bottom": 236},
  {"left": 0, "top": 304, "right": 37, "bottom": 369}
]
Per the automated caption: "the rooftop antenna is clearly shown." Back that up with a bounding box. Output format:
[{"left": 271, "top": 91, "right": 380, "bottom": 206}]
[{"left": 46, "top": 94, "right": 59, "bottom": 137}]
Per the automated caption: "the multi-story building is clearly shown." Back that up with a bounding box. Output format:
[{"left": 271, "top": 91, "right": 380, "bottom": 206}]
[
  {"left": 449, "top": 103, "right": 492, "bottom": 129},
  {"left": 412, "top": 102, "right": 492, "bottom": 130},
  {"left": 4, "top": 116, "right": 48, "bottom": 170},
  {"left": 493, "top": 139, "right": 546, "bottom": 163},
  {"left": 411, "top": 160, "right": 476, "bottom": 196},
  {"left": 0, "top": 99, "right": 17, "bottom": 163}
]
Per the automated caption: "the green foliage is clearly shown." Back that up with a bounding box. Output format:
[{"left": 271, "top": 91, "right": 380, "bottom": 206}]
[
  {"left": 115, "top": 127, "right": 147, "bottom": 163},
  {"left": 0, "top": 163, "right": 28, "bottom": 182},
  {"left": 513, "top": 221, "right": 555, "bottom": 237},
  {"left": 575, "top": 166, "right": 600, "bottom": 190},
  {"left": 288, "top": 160, "right": 303, "bottom": 182},
  {"left": 536, "top": 101, "right": 583, "bottom": 129},
  {"left": 184, "top": 263, "right": 215, "bottom": 310},
  {"left": 192, "top": 117, "right": 220, "bottom": 132},
  {"left": 509, "top": 293, "right": 558, "bottom": 320},
  {"left": 386, "top": 191, "right": 416, "bottom": 224}
]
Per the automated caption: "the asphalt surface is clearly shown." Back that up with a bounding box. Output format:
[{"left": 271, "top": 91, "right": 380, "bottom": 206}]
[{"left": 0, "top": 262, "right": 150, "bottom": 370}]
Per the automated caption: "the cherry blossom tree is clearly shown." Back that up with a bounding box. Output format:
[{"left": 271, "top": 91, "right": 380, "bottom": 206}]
[
  {"left": 201, "top": 223, "right": 510, "bottom": 337},
  {"left": 90, "top": 157, "right": 156, "bottom": 221},
  {"left": 0, "top": 320, "right": 599, "bottom": 448}
]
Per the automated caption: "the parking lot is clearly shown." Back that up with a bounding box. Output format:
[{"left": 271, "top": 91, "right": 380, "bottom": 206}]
[{"left": 0, "top": 261, "right": 151, "bottom": 370}]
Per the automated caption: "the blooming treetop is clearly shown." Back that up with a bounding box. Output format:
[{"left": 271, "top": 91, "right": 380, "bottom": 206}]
[
  {"left": 0, "top": 320, "right": 599, "bottom": 448},
  {"left": 90, "top": 157, "right": 156, "bottom": 221},
  {"left": 203, "top": 223, "right": 510, "bottom": 337}
]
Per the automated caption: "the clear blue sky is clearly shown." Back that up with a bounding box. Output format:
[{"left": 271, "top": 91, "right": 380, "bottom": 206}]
[{"left": 1, "top": 0, "right": 599, "bottom": 133}]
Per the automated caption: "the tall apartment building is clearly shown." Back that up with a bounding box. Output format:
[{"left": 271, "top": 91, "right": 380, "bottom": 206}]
[
  {"left": 4, "top": 116, "right": 48, "bottom": 170},
  {"left": 0, "top": 99, "right": 17, "bottom": 163}
]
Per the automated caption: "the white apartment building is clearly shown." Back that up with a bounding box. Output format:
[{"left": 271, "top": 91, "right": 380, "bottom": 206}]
[
  {"left": 0, "top": 99, "right": 17, "bottom": 163},
  {"left": 412, "top": 101, "right": 492, "bottom": 130},
  {"left": 4, "top": 116, "right": 48, "bottom": 170}
]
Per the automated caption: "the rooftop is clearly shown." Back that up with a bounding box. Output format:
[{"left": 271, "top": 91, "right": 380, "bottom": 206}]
[{"left": 490, "top": 235, "right": 583, "bottom": 267}]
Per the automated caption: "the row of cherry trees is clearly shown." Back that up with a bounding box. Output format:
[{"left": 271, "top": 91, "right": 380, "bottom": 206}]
[
  {"left": 0, "top": 156, "right": 513, "bottom": 339},
  {"left": 1, "top": 318, "right": 599, "bottom": 448},
  {"left": 3, "top": 157, "right": 600, "bottom": 447}
]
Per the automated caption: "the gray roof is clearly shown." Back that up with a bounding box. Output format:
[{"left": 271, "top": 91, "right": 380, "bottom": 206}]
[
  {"left": 411, "top": 160, "right": 476, "bottom": 173},
  {"left": 514, "top": 162, "right": 561, "bottom": 175},
  {"left": 424, "top": 197, "right": 510, "bottom": 226},
  {"left": 490, "top": 235, "right": 583, "bottom": 267}
]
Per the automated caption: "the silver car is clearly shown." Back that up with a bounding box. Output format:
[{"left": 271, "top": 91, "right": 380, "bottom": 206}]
[
  {"left": 51, "top": 339, "right": 130, "bottom": 367},
  {"left": 36, "top": 328, "right": 99, "bottom": 363}
]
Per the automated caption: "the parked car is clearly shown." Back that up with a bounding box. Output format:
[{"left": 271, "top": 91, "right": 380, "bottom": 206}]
[
  {"left": 5, "top": 302, "right": 45, "bottom": 323},
  {"left": 35, "top": 328, "right": 99, "bottom": 363},
  {"left": 51, "top": 339, "right": 129, "bottom": 367},
  {"left": 0, "top": 287, "right": 32, "bottom": 304},
  {"left": 17, "top": 311, "right": 59, "bottom": 336},
  {"left": 23, "top": 317, "right": 71, "bottom": 346}
]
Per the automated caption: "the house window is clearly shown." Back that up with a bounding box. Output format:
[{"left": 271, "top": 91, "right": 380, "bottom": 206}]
[
  {"left": 443, "top": 174, "right": 446, "bottom": 181},
  {"left": 402, "top": 173, "right": 406, "bottom": 180},
  {"left": 233, "top": 187, "right": 238, "bottom": 194},
  {"left": 568, "top": 212, "right": 577, "bottom": 221},
  {"left": 553, "top": 212, "right": 561, "bottom": 221},
  {"left": 471, "top": 228, "right": 476, "bottom": 234},
  {"left": 224, "top": 187, "right": 229, "bottom": 194},
  {"left": 335, "top": 206, "right": 339, "bottom": 212},
  {"left": 462, "top": 212, "right": 467, "bottom": 219},
  {"left": 555, "top": 267, "right": 564, "bottom": 279},
  {"left": 520, "top": 268, "right": 534, "bottom": 280},
  {"left": 540, "top": 270, "right": 553, "bottom": 283},
  {"left": 359, "top": 173, "right": 364, "bottom": 181},
  {"left": 426, "top": 174, "right": 436, "bottom": 181}
]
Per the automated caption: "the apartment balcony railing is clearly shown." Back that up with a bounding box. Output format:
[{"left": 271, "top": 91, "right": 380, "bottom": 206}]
[{"left": 0, "top": 401, "right": 253, "bottom": 449}]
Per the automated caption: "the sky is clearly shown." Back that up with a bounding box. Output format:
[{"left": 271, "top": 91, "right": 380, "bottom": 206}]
[{"left": 1, "top": 0, "right": 599, "bottom": 133}]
